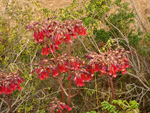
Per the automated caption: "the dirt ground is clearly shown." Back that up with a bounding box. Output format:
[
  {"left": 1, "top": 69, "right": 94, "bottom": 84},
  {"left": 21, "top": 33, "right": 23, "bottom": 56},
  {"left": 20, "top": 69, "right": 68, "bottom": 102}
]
[{"left": 34, "top": 0, "right": 73, "bottom": 9}]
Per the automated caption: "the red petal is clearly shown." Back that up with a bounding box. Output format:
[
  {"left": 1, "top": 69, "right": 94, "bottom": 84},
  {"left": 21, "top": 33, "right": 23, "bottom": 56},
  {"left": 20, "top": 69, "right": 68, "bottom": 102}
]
[
  {"left": 10, "top": 83, "right": 17, "bottom": 91},
  {"left": 49, "top": 45, "right": 54, "bottom": 53},
  {"left": 90, "top": 68, "right": 94, "bottom": 76},
  {"left": 109, "top": 66, "right": 112, "bottom": 75},
  {"left": 16, "top": 84, "right": 22, "bottom": 91},
  {"left": 76, "top": 77, "right": 85, "bottom": 87},
  {"left": 52, "top": 68, "right": 59, "bottom": 77},
  {"left": 1, "top": 86, "right": 5, "bottom": 94},
  {"left": 79, "top": 27, "right": 87, "bottom": 36},
  {"left": 65, "top": 105, "right": 72, "bottom": 111},
  {"left": 67, "top": 73, "right": 72, "bottom": 80},
  {"left": 94, "top": 64, "right": 99, "bottom": 72},
  {"left": 39, "top": 31, "right": 44, "bottom": 42},
  {"left": 59, "top": 64, "right": 67, "bottom": 73},
  {"left": 41, "top": 46, "right": 50, "bottom": 56},
  {"left": 5, "top": 87, "right": 12, "bottom": 94},
  {"left": 65, "top": 34, "right": 72, "bottom": 43},
  {"left": 33, "top": 31, "right": 39, "bottom": 43},
  {"left": 73, "top": 33, "right": 77, "bottom": 39},
  {"left": 74, "top": 26, "right": 80, "bottom": 33},
  {"left": 47, "top": 68, "right": 51, "bottom": 73}
]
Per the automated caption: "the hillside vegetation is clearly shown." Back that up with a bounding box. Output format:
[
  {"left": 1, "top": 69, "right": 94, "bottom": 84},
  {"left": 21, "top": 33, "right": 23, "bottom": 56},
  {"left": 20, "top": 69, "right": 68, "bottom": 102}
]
[{"left": 0, "top": 0, "right": 150, "bottom": 113}]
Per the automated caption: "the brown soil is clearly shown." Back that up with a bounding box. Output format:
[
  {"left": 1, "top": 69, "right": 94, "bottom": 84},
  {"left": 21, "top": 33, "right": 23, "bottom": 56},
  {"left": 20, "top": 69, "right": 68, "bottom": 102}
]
[{"left": 33, "top": 0, "right": 73, "bottom": 9}]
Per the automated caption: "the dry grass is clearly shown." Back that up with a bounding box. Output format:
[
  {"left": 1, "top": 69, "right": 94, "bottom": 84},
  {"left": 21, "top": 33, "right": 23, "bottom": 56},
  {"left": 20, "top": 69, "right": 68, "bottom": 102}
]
[{"left": 1, "top": 0, "right": 149, "bottom": 19}]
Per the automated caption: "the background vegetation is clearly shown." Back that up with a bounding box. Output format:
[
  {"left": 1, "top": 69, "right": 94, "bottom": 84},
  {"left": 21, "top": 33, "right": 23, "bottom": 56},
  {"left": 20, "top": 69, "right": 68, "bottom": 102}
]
[{"left": 0, "top": 0, "right": 150, "bottom": 112}]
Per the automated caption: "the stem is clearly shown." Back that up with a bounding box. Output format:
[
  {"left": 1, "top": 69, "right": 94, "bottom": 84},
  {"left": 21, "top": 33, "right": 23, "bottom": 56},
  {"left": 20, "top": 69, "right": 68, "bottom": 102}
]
[
  {"left": 70, "top": 88, "right": 80, "bottom": 98},
  {"left": 53, "top": 47, "right": 66, "bottom": 103},
  {"left": 108, "top": 76, "right": 115, "bottom": 100},
  {"left": 95, "top": 75, "right": 99, "bottom": 106},
  {"left": 7, "top": 95, "right": 13, "bottom": 113},
  {"left": 58, "top": 76, "right": 65, "bottom": 103},
  {"left": 67, "top": 43, "right": 71, "bottom": 107}
]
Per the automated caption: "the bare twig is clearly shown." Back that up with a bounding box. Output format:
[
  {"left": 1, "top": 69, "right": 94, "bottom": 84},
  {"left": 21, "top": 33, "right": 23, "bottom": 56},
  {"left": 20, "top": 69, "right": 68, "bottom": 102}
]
[
  {"left": 130, "top": 0, "right": 147, "bottom": 33},
  {"left": 77, "top": 36, "right": 91, "bottom": 53},
  {"left": 127, "top": 72, "right": 150, "bottom": 90},
  {"left": 13, "top": 39, "right": 29, "bottom": 63}
]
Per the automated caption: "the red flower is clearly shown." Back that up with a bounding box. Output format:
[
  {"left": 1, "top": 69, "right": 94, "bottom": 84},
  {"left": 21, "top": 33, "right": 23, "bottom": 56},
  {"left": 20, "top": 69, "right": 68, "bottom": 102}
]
[
  {"left": 54, "top": 42, "right": 60, "bottom": 50},
  {"left": 47, "top": 68, "right": 51, "bottom": 73},
  {"left": 0, "top": 72, "right": 24, "bottom": 95},
  {"left": 65, "top": 34, "right": 72, "bottom": 43},
  {"left": 39, "top": 74, "right": 45, "bottom": 80},
  {"left": 17, "top": 78, "right": 24, "bottom": 84},
  {"left": 67, "top": 73, "right": 73, "bottom": 80},
  {"left": 73, "top": 33, "right": 77, "bottom": 39},
  {"left": 112, "top": 64, "right": 117, "bottom": 78},
  {"left": 5, "top": 87, "right": 11, "bottom": 94},
  {"left": 39, "top": 31, "right": 44, "bottom": 42},
  {"left": 90, "top": 68, "right": 95, "bottom": 76},
  {"left": 55, "top": 33, "right": 62, "bottom": 44},
  {"left": 49, "top": 44, "right": 54, "bottom": 53},
  {"left": 71, "top": 61, "right": 80, "bottom": 70},
  {"left": 43, "top": 72, "right": 49, "bottom": 78},
  {"left": 41, "top": 46, "right": 50, "bottom": 56},
  {"left": 74, "top": 26, "right": 80, "bottom": 34},
  {"left": 109, "top": 66, "right": 113, "bottom": 76},
  {"left": 1, "top": 86, "right": 5, "bottom": 94},
  {"left": 48, "top": 98, "right": 72, "bottom": 112},
  {"left": 33, "top": 31, "right": 39, "bottom": 43},
  {"left": 0, "top": 87, "right": 2, "bottom": 94},
  {"left": 76, "top": 77, "right": 85, "bottom": 87},
  {"left": 122, "top": 69, "right": 127, "bottom": 74},
  {"left": 100, "top": 66, "right": 106, "bottom": 74},
  {"left": 74, "top": 76, "right": 85, "bottom": 87},
  {"left": 59, "top": 64, "right": 67, "bottom": 73},
  {"left": 38, "top": 71, "right": 49, "bottom": 80},
  {"left": 94, "top": 64, "right": 99, "bottom": 72},
  {"left": 36, "top": 69, "right": 41, "bottom": 75},
  {"left": 63, "top": 105, "right": 72, "bottom": 111},
  {"left": 81, "top": 74, "right": 92, "bottom": 82},
  {"left": 78, "top": 27, "right": 87, "bottom": 36},
  {"left": 52, "top": 68, "right": 59, "bottom": 77},
  {"left": 16, "top": 84, "right": 22, "bottom": 91},
  {"left": 10, "top": 83, "right": 17, "bottom": 91}
]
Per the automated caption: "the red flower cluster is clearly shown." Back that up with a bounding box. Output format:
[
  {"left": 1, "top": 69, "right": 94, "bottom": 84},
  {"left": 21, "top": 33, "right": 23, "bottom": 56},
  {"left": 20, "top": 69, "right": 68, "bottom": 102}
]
[
  {"left": 31, "top": 55, "right": 92, "bottom": 87},
  {"left": 85, "top": 48, "right": 131, "bottom": 78},
  {"left": 65, "top": 60, "right": 92, "bottom": 87},
  {"left": 0, "top": 72, "right": 24, "bottom": 95},
  {"left": 48, "top": 98, "right": 72, "bottom": 113},
  {"left": 26, "top": 19, "right": 87, "bottom": 56},
  {"left": 31, "top": 60, "right": 51, "bottom": 80}
]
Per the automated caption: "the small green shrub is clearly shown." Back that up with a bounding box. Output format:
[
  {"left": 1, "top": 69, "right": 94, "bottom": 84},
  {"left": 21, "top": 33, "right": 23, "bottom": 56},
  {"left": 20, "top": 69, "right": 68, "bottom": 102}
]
[{"left": 101, "top": 100, "right": 139, "bottom": 113}]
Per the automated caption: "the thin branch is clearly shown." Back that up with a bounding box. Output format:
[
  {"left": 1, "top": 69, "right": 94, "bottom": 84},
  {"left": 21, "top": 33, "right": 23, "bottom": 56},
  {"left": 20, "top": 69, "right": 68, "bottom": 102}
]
[
  {"left": 130, "top": 0, "right": 147, "bottom": 33},
  {"left": 77, "top": 36, "right": 91, "bottom": 53},
  {"left": 13, "top": 39, "right": 29, "bottom": 63},
  {"left": 127, "top": 72, "right": 150, "bottom": 90},
  {"left": 71, "top": 88, "right": 80, "bottom": 98}
]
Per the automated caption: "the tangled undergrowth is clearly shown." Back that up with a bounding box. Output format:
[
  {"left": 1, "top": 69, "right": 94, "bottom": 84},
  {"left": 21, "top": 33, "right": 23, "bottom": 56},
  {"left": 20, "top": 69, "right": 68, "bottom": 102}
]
[{"left": 0, "top": 0, "right": 150, "bottom": 112}]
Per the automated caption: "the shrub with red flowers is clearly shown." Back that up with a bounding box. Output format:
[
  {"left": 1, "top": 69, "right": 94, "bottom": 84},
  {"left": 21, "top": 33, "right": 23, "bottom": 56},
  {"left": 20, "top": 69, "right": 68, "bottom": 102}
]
[
  {"left": 26, "top": 19, "right": 87, "bottom": 56},
  {"left": 0, "top": 72, "right": 24, "bottom": 95},
  {"left": 0, "top": 72, "right": 24, "bottom": 113},
  {"left": 85, "top": 48, "right": 131, "bottom": 78},
  {"left": 27, "top": 19, "right": 89, "bottom": 112},
  {"left": 27, "top": 18, "right": 131, "bottom": 112},
  {"left": 47, "top": 98, "right": 72, "bottom": 113},
  {"left": 85, "top": 48, "right": 131, "bottom": 99},
  {"left": 31, "top": 55, "right": 92, "bottom": 87}
]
